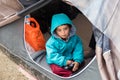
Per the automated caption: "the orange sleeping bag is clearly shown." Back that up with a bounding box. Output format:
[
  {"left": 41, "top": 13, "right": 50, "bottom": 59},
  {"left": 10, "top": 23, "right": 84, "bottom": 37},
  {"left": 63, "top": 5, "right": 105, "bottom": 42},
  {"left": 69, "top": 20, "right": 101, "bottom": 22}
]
[{"left": 25, "top": 17, "right": 46, "bottom": 51}]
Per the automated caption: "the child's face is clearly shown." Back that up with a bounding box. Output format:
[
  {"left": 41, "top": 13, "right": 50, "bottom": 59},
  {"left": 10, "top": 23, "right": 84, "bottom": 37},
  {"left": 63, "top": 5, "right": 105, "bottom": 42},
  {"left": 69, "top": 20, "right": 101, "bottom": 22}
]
[{"left": 55, "top": 25, "right": 70, "bottom": 40}]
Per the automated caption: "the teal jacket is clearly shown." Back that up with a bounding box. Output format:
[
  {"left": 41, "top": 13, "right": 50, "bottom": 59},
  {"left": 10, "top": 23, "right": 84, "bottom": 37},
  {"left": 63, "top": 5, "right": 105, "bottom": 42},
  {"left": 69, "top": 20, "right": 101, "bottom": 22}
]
[{"left": 46, "top": 13, "right": 84, "bottom": 67}]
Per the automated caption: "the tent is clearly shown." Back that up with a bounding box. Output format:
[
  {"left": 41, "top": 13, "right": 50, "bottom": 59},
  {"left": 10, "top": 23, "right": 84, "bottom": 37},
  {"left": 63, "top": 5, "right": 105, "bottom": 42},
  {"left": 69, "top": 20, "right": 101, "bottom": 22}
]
[{"left": 0, "top": 0, "right": 120, "bottom": 80}]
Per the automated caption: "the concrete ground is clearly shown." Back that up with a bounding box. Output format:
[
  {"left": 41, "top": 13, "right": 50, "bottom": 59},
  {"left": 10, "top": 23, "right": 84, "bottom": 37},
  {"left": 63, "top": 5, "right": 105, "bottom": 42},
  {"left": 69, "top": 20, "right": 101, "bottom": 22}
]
[
  {"left": 0, "top": 45, "right": 51, "bottom": 80},
  {"left": 0, "top": 46, "right": 29, "bottom": 80}
]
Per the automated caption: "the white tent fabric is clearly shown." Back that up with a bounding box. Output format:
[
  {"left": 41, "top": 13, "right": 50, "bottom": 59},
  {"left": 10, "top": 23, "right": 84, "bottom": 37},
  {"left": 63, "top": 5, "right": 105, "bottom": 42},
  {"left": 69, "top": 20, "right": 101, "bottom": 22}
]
[{"left": 66, "top": 0, "right": 120, "bottom": 52}]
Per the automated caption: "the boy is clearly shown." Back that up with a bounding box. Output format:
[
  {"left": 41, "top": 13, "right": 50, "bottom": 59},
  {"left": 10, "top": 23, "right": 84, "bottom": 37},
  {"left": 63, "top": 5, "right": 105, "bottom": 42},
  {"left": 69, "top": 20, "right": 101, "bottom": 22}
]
[{"left": 46, "top": 13, "right": 84, "bottom": 77}]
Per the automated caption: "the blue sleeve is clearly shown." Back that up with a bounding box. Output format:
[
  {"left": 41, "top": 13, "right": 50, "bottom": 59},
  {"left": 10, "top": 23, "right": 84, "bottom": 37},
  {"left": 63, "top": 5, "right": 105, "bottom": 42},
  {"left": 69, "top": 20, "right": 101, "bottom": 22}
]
[
  {"left": 46, "top": 39, "right": 67, "bottom": 67},
  {"left": 73, "top": 36, "right": 84, "bottom": 63}
]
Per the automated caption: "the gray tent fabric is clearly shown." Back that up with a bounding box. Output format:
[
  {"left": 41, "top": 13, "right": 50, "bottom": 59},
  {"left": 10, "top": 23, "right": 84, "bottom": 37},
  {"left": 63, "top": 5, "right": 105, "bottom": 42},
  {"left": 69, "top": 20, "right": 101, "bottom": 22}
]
[
  {"left": 30, "top": 50, "right": 46, "bottom": 63},
  {"left": 0, "top": 0, "right": 120, "bottom": 80}
]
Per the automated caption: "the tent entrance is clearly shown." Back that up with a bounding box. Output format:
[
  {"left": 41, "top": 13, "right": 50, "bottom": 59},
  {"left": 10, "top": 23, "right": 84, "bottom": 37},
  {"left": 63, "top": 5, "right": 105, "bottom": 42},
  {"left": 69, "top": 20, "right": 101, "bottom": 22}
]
[{"left": 24, "top": 0, "right": 95, "bottom": 79}]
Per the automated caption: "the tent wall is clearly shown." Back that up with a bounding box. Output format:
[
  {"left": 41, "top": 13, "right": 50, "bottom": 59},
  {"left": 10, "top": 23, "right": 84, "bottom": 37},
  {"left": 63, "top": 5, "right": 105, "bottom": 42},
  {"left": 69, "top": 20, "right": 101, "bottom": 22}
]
[
  {"left": 0, "top": 0, "right": 52, "bottom": 28},
  {"left": 0, "top": 0, "right": 23, "bottom": 27},
  {"left": 68, "top": 0, "right": 120, "bottom": 53}
]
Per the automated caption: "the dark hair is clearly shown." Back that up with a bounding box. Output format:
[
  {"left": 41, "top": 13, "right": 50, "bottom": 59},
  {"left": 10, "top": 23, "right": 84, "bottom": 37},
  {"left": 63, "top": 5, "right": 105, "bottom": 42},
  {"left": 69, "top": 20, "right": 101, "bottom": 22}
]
[
  {"left": 61, "top": 24, "right": 72, "bottom": 28},
  {"left": 55, "top": 24, "right": 72, "bottom": 33}
]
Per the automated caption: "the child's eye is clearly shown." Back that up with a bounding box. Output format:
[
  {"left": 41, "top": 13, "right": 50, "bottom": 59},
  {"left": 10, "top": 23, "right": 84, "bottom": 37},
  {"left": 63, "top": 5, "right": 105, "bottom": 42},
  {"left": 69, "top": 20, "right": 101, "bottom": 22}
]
[
  {"left": 57, "top": 29, "right": 61, "bottom": 32},
  {"left": 64, "top": 27, "right": 68, "bottom": 30}
]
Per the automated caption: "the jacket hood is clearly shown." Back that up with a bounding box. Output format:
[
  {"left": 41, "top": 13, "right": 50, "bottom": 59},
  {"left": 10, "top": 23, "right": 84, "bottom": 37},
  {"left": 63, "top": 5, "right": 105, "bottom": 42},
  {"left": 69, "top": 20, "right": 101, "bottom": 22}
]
[{"left": 51, "top": 13, "right": 76, "bottom": 37}]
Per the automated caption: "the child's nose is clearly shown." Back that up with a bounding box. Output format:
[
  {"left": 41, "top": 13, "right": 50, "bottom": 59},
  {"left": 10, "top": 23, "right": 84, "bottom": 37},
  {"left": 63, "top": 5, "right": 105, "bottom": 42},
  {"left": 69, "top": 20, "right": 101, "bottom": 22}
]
[{"left": 62, "top": 30, "right": 65, "bottom": 34}]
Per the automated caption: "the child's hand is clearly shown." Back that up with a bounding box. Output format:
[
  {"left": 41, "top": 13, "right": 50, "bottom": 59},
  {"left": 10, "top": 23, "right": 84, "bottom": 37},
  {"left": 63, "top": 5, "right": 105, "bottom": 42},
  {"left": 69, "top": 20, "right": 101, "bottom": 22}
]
[
  {"left": 66, "top": 60, "right": 73, "bottom": 65},
  {"left": 72, "top": 62, "right": 79, "bottom": 72}
]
